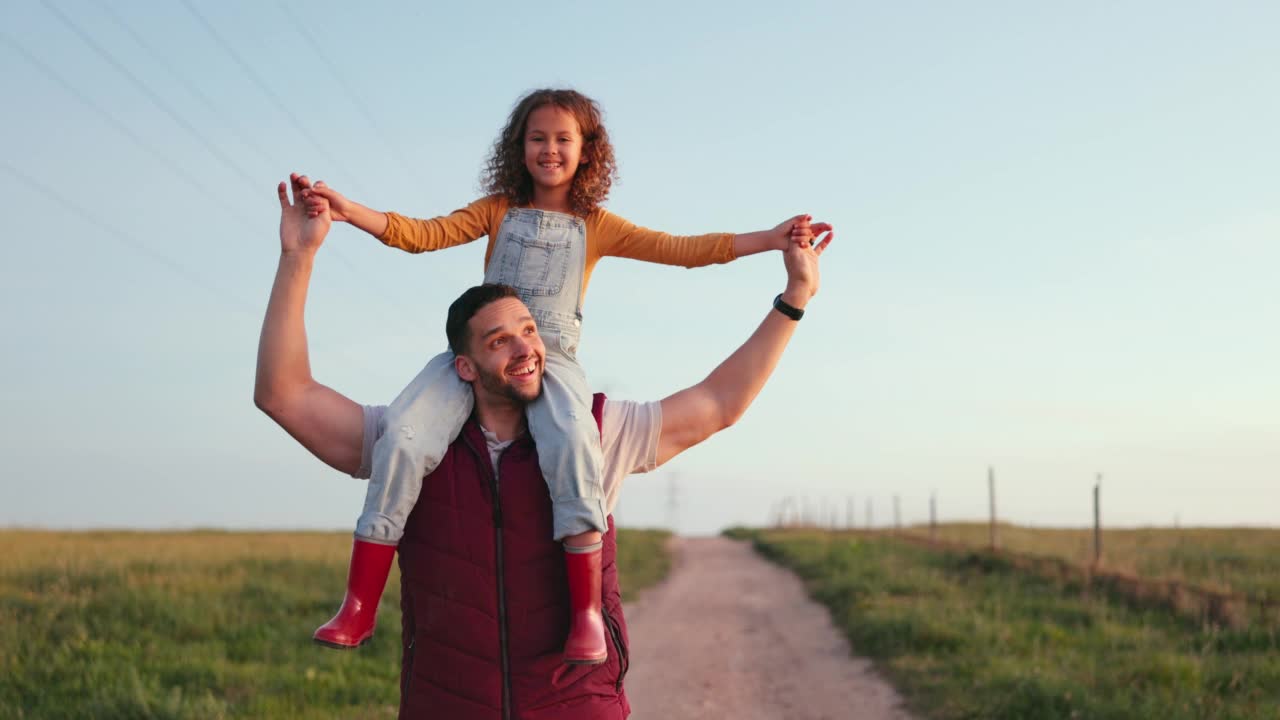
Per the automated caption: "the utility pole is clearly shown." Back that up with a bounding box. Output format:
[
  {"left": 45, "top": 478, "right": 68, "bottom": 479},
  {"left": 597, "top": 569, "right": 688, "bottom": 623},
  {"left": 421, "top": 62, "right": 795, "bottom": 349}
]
[
  {"left": 666, "top": 472, "right": 679, "bottom": 534},
  {"left": 893, "top": 494, "right": 902, "bottom": 534}
]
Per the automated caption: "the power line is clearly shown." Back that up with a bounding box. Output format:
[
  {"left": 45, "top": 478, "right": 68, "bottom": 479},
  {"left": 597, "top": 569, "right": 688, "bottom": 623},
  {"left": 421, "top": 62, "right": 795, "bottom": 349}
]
[
  {"left": 0, "top": 30, "right": 256, "bottom": 229},
  {"left": 0, "top": 159, "right": 403, "bottom": 385},
  {"left": 5, "top": 11, "right": 426, "bottom": 347},
  {"left": 16, "top": 5, "right": 422, "bottom": 336},
  {"left": 96, "top": 2, "right": 283, "bottom": 169},
  {"left": 31, "top": 2, "right": 382, "bottom": 288},
  {"left": 177, "top": 0, "right": 369, "bottom": 198},
  {"left": 277, "top": 2, "right": 427, "bottom": 189},
  {"left": 40, "top": 0, "right": 262, "bottom": 188},
  {"left": 58, "top": 4, "right": 391, "bottom": 289},
  {"left": 174, "top": 1, "right": 427, "bottom": 323},
  {"left": 0, "top": 158, "right": 257, "bottom": 315}
]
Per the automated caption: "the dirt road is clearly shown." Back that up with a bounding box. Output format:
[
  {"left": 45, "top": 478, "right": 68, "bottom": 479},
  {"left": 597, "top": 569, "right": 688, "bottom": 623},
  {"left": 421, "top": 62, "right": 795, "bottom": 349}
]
[{"left": 622, "top": 536, "right": 916, "bottom": 720}]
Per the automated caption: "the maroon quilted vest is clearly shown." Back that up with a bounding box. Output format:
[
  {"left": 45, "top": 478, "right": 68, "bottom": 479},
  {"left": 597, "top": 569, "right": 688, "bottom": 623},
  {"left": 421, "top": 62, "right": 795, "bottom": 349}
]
[{"left": 397, "top": 393, "right": 631, "bottom": 719}]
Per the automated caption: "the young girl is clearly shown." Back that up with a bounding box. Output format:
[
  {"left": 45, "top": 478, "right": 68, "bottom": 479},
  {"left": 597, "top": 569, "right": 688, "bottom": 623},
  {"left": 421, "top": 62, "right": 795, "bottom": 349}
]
[{"left": 301, "top": 88, "right": 828, "bottom": 662}]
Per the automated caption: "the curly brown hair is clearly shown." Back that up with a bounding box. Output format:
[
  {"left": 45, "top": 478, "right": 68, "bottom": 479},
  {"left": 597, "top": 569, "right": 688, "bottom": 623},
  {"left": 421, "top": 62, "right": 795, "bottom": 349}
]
[{"left": 481, "top": 89, "right": 619, "bottom": 217}]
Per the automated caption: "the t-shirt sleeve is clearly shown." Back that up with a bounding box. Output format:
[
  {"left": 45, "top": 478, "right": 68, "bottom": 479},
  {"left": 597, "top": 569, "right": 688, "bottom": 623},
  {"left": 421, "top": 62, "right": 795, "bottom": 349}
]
[
  {"left": 599, "top": 399, "right": 663, "bottom": 515},
  {"left": 353, "top": 405, "right": 388, "bottom": 479},
  {"left": 593, "top": 210, "right": 736, "bottom": 268},
  {"left": 377, "top": 195, "right": 497, "bottom": 254}
]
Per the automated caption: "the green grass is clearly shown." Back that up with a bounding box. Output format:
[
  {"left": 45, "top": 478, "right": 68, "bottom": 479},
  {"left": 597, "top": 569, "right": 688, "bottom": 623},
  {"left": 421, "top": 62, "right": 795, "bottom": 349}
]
[
  {"left": 737, "top": 528, "right": 1280, "bottom": 720},
  {"left": 0, "top": 528, "right": 671, "bottom": 719},
  {"left": 612, "top": 528, "right": 673, "bottom": 602},
  {"left": 921, "top": 523, "right": 1280, "bottom": 599}
]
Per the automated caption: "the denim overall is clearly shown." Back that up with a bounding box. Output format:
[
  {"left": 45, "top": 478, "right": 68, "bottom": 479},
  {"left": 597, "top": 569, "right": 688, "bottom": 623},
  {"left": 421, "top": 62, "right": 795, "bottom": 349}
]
[{"left": 357, "top": 208, "right": 606, "bottom": 543}]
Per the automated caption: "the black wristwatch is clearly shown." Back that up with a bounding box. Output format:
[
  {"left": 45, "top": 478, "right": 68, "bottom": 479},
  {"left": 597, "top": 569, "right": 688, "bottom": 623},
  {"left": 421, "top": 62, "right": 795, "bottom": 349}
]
[{"left": 772, "top": 293, "right": 804, "bottom": 321}]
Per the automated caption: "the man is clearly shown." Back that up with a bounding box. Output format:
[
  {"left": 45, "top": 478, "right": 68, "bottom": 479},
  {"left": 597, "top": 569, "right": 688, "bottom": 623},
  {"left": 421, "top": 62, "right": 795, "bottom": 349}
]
[{"left": 255, "top": 175, "right": 831, "bottom": 719}]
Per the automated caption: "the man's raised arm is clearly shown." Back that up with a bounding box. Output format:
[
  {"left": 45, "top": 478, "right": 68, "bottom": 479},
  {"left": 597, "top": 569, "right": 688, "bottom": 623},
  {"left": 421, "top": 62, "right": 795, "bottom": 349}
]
[
  {"left": 254, "top": 175, "right": 365, "bottom": 476},
  {"left": 655, "top": 224, "right": 831, "bottom": 465}
]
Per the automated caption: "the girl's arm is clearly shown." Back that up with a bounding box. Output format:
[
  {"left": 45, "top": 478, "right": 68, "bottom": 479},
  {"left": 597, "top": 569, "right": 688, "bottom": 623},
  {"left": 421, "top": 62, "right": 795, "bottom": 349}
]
[
  {"left": 596, "top": 210, "right": 832, "bottom": 267},
  {"left": 304, "top": 182, "right": 387, "bottom": 236},
  {"left": 304, "top": 182, "right": 497, "bottom": 254}
]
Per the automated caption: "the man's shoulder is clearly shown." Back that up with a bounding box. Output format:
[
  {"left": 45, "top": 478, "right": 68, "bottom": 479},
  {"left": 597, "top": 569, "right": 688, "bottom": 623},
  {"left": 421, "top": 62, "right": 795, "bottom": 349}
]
[{"left": 601, "top": 397, "right": 660, "bottom": 445}]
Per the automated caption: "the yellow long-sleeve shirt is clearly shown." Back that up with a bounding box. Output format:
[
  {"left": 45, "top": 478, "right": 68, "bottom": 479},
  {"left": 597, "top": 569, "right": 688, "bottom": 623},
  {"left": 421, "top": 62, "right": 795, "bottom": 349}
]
[{"left": 379, "top": 195, "right": 737, "bottom": 302}]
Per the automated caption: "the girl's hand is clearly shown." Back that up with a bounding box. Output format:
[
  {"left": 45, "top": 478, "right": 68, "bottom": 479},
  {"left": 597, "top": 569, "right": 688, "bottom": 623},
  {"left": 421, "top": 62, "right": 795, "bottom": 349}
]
[
  {"left": 789, "top": 218, "right": 834, "bottom": 250},
  {"left": 302, "top": 181, "right": 352, "bottom": 223},
  {"left": 771, "top": 214, "right": 810, "bottom": 250}
]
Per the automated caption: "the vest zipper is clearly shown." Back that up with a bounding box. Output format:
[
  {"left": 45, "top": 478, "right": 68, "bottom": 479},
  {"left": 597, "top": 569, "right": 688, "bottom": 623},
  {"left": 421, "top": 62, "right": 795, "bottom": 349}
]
[
  {"left": 402, "top": 637, "right": 415, "bottom": 700},
  {"left": 602, "top": 605, "right": 629, "bottom": 692},
  {"left": 464, "top": 433, "right": 513, "bottom": 720}
]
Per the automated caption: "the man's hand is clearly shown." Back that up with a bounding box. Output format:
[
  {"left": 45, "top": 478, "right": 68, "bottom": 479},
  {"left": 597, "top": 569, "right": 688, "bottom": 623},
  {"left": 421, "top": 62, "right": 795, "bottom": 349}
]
[
  {"left": 780, "top": 218, "right": 831, "bottom": 309},
  {"left": 278, "top": 173, "right": 331, "bottom": 255},
  {"left": 302, "top": 181, "right": 353, "bottom": 223}
]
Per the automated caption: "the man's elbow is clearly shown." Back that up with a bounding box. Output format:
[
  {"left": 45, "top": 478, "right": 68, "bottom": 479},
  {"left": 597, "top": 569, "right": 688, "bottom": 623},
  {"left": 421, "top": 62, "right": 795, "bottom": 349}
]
[
  {"left": 707, "top": 406, "right": 744, "bottom": 439},
  {"left": 253, "top": 384, "right": 286, "bottom": 420}
]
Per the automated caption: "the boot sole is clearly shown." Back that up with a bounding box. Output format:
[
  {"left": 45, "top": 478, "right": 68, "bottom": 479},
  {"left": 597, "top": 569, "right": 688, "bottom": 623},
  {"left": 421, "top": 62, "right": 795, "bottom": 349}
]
[{"left": 313, "top": 635, "right": 372, "bottom": 651}]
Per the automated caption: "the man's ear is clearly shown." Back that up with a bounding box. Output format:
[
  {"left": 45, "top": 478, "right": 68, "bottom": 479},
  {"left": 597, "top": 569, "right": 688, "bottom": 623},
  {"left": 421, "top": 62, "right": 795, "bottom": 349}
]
[{"left": 455, "top": 354, "right": 478, "bottom": 383}]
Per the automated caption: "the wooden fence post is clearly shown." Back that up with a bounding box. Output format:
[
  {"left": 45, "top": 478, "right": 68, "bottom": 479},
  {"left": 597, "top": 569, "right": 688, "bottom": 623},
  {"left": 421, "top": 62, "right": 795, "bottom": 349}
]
[
  {"left": 988, "top": 466, "right": 999, "bottom": 550},
  {"left": 929, "top": 491, "right": 937, "bottom": 544},
  {"left": 1093, "top": 474, "right": 1103, "bottom": 567}
]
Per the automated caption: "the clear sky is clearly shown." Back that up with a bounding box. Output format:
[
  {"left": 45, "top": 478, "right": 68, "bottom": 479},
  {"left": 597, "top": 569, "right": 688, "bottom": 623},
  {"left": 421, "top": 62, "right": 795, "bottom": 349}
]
[{"left": 1, "top": 1, "right": 1276, "bottom": 535}]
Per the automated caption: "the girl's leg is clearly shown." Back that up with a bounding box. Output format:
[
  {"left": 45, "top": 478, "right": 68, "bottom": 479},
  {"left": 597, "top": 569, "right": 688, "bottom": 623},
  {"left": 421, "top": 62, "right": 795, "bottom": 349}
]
[
  {"left": 314, "top": 351, "right": 473, "bottom": 649},
  {"left": 357, "top": 351, "right": 474, "bottom": 542},
  {"left": 526, "top": 334, "right": 608, "bottom": 663}
]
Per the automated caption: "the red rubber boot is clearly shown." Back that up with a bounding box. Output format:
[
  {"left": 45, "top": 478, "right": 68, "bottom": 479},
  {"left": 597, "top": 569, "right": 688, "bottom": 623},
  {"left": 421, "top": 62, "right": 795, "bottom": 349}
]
[
  {"left": 313, "top": 538, "right": 397, "bottom": 649},
  {"left": 563, "top": 546, "right": 608, "bottom": 664}
]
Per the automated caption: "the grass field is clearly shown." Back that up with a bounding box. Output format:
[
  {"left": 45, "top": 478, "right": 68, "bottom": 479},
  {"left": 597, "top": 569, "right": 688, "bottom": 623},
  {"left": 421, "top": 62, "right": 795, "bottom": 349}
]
[
  {"left": 734, "top": 528, "right": 1280, "bottom": 720},
  {"left": 917, "top": 523, "right": 1280, "bottom": 599},
  {"left": 0, "top": 528, "right": 672, "bottom": 719}
]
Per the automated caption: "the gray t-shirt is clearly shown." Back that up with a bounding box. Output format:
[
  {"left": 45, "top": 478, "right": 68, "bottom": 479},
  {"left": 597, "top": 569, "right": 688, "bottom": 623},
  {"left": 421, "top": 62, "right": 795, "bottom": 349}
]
[{"left": 355, "top": 400, "right": 663, "bottom": 515}]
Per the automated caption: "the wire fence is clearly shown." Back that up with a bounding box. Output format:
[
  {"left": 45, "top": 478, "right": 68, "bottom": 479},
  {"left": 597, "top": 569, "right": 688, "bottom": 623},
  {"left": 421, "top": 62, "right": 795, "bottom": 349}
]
[{"left": 767, "top": 467, "right": 1279, "bottom": 630}]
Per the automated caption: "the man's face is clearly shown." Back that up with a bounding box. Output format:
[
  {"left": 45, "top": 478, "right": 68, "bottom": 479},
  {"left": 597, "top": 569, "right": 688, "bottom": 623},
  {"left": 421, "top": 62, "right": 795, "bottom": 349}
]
[{"left": 457, "top": 297, "right": 546, "bottom": 405}]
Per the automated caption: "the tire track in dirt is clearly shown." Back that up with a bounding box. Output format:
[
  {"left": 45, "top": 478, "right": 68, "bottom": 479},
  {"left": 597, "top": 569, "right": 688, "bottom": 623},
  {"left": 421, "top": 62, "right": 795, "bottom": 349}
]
[{"left": 622, "top": 536, "right": 916, "bottom": 720}]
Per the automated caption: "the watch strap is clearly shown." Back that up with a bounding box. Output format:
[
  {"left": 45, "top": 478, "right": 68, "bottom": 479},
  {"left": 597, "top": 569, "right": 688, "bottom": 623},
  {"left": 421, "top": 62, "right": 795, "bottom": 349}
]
[{"left": 772, "top": 293, "right": 804, "bottom": 321}]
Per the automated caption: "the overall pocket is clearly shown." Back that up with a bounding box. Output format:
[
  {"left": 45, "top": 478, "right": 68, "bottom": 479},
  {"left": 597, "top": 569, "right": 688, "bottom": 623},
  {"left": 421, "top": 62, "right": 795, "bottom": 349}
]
[{"left": 496, "top": 229, "right": 573, "bottom": 297}]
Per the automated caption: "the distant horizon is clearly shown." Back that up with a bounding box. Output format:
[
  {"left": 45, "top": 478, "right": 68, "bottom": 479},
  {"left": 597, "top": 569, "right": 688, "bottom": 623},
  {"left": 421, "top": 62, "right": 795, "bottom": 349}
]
[{"left": 7, "top": 520, "right": 1279, "bottom": 533}]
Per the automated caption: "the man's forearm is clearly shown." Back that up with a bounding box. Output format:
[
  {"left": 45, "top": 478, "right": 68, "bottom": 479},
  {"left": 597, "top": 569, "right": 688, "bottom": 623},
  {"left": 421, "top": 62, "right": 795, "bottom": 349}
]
[
  {"left": 701, "top": 299, "right": 801, "bottom": 427},
  {"left": 654, "top": 290, "right": 805, "bottom": 465},
  {"left": 254, "top": 250, "right": 317, "bottom": 411}
]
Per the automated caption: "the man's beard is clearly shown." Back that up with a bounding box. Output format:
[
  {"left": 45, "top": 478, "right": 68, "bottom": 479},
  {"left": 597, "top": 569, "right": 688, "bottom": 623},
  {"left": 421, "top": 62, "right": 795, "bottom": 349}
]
[{"left": 476, "top": 362, "right": 542, "bottom": 404}]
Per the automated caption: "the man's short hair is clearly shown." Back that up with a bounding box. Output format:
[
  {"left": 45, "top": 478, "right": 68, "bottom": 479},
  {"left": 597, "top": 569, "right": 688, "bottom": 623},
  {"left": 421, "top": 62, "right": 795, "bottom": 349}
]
[{"left": 446, "top": 284, "right": 522, "bottom": 355}]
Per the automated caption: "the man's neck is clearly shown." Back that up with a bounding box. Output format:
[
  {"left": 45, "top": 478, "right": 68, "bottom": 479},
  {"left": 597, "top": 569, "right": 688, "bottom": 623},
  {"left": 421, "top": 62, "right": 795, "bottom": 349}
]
[{"left": 473, "top": 397, "right": 527, "bottom": 442}]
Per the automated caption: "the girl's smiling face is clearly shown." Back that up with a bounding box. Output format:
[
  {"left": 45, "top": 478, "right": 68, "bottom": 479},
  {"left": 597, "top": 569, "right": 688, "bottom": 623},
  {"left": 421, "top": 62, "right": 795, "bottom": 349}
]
[{"left": 523, "top": 105, "right": 584, "bottom": 197}]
